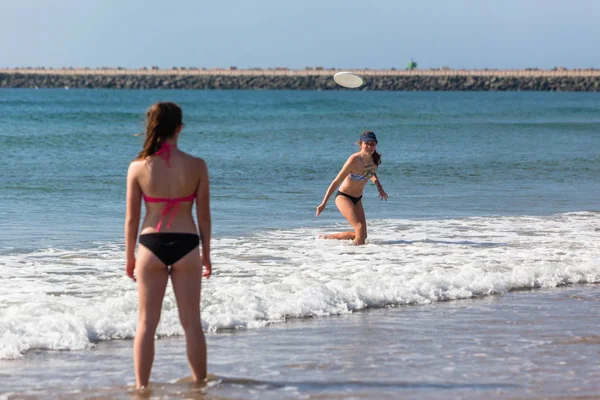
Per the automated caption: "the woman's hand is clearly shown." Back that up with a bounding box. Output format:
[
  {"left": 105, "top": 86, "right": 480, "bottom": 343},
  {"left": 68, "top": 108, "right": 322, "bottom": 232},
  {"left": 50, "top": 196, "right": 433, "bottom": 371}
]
[
  {"left": 202, "top": 255, "right": 212, "bottom": 279},
  {"left": 316, "top": 203, "right": 326, "bottom": 217},
  {"left": 126, "top": 258, "right": 136, "bottom": 282},
  {"left": 377, "top": 186, "right": 388, "bottom": 201}
]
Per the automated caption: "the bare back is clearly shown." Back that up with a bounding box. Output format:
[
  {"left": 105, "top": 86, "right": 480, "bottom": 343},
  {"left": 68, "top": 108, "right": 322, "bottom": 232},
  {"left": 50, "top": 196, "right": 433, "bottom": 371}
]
[{"left": 130, "top": 148, "right": 206, "bottom": 235}]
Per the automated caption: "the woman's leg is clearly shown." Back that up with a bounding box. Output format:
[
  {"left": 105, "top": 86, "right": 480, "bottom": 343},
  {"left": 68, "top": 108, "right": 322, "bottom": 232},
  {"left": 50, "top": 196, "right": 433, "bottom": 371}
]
[
  {"left": 322, "top": 231, "right": 356, "bottom": 240},
  {"left": 134, "top": 246, "right": 169, "bottom": 388},
  {"left": 170, "top": 246, "right": 207, "bottom": 383},
  {"left": 353, "top": 200, "right": 368, "bottom": 245},
  {"left": 323, "top": 195, "right": 367, "bottom": 245}
]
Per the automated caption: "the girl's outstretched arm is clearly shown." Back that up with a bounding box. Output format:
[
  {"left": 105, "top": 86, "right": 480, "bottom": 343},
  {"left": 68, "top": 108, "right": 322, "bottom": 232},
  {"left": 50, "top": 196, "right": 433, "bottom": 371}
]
[{"left": 316, "top": 156, "right": 355, "bottom": 216}]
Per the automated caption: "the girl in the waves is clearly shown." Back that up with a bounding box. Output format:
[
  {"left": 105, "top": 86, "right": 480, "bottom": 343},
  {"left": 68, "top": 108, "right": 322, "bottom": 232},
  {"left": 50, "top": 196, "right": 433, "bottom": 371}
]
[
  {"left": 316, "top": 131, "right": 388, "bottom": 245},
  {"left": 125, "top": 102, "right": 212, "bottom": 388}
]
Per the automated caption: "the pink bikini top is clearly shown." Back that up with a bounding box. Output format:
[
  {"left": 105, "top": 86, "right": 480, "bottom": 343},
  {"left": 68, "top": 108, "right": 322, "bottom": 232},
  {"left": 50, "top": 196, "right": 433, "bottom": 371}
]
[{"left": 143, "top": 142, "right": 195, "bottom": 232}]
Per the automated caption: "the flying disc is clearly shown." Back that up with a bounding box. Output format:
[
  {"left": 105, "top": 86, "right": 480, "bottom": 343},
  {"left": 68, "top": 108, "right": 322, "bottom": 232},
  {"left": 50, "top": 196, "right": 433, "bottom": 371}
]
[{"left": 333, "top": 71, "right": 364, "bottom": 88}]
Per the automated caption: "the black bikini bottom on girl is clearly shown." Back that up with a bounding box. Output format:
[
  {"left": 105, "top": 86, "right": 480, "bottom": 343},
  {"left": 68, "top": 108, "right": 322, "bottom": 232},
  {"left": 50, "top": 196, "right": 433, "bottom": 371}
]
[
  {"left": 139, "top": 233, "right": 200, "bottom": 267},
  {"left": 336, "top": 191, "right": 362, "bottom": 205}
]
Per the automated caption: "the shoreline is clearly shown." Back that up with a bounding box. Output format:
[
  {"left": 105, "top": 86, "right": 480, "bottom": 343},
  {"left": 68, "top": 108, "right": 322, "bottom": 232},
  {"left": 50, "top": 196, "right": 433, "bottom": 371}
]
[
  {"left": 2, "top": 285, "right": 599, "bottom": 399},
  {"left": 1, "top": 68, "right": 599, "bottom": 90}
]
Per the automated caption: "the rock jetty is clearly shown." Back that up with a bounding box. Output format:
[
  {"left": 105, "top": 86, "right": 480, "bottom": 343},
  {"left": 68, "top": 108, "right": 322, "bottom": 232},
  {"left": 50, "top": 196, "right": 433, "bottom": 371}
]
[{"left": 0, "top": 68, "right": 599, "bottom": 91}]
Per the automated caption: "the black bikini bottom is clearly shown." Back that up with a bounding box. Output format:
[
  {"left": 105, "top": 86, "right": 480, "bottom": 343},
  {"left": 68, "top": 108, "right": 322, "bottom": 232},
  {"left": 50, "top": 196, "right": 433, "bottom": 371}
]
[
  {"left": 139, "top": 233, "right": 200, "bottom": 267},
  {"left": 336, "top": 191, "right": 362, "bottom": 205}
]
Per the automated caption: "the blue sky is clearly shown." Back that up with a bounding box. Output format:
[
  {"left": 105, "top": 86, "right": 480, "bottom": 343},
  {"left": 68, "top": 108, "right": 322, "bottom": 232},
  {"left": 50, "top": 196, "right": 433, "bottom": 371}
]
[{"left": 1, "top": 0, "right": 599, "bottom": 70}]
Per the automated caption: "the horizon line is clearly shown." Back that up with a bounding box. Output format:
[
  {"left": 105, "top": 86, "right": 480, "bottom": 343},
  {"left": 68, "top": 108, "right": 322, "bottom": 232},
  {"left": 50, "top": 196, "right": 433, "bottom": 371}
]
[{"left": 2, "top": 67, "right": 600, "bottom": 78}]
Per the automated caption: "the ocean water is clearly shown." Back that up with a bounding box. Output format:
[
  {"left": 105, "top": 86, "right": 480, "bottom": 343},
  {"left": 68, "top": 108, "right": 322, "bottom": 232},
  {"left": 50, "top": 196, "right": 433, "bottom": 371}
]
[{"left": 1, "top": 89, "right": 600, "bottom": 398}]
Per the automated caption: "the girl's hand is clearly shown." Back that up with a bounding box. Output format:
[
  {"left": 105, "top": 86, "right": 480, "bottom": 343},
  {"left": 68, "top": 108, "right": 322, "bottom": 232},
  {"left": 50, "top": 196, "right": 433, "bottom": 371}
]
[
  {"left": 316, "top": 203, "right": 326, "bottom": 217},
  {"left": 126, "top": 258, "right": 136, "bottom": 282},
  {"left": 378, "top": 187, "right": 388, "bottom": 201},
  {"left": 202, "top": 255, "right": 212, "bottom": 279}
]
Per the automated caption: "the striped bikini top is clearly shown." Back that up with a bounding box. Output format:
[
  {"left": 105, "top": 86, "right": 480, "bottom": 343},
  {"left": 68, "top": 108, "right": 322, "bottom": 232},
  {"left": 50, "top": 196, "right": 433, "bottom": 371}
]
[
  {"left": 348, "top": 156, "right": 377, "bottom": 181},
  {"left": 142, "top": 143, "right": 195, "bottom": 232}
]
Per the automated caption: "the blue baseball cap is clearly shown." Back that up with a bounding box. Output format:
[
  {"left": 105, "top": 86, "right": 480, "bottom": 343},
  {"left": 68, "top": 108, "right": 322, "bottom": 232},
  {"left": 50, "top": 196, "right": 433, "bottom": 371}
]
[{"left": 359, "top": 132, "right": 378, "bottom": 143}]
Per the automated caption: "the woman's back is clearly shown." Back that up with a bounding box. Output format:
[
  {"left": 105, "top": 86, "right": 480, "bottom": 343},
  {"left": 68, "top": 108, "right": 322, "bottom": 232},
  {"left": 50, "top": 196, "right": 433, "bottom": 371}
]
[{"left": 132, "top": 146, "right": 205, "bottom": 235}]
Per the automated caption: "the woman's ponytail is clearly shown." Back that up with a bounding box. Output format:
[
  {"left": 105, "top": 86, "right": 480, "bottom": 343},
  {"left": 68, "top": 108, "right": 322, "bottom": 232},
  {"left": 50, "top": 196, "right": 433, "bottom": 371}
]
[{"left": 137, "top": 102, "right": 182, "bottom": 160}]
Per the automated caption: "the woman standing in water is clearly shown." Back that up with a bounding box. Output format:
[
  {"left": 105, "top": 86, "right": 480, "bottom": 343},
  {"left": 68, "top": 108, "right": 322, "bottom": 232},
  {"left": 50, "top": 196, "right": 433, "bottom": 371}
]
[
  {"left": 125, "top": 102, "right": 212, "bottom": 388},
  {"left": 316, "top": 131, "right": 388, "bottom": 245}
]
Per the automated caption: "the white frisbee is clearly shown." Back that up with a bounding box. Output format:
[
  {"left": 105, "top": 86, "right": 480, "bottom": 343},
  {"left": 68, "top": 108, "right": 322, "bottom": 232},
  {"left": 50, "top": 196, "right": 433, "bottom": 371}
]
[{"left": 333, "top": 71, "right": 364, "bottom": 88}]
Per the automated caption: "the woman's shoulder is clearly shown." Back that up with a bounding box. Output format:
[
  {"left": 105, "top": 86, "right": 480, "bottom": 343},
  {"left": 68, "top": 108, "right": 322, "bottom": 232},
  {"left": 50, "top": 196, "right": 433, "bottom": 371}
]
[
  {"left": 347, "top": 152, "right": 362, "bottom": 163},
  {"left": 182, "top": 152, "right": 207, "bottom": 165},
  {"left": 341, "top": 153, "right": 358, "bottom": 166},
  {"left": 128, "top": 158, "right": 144, "bottom": 172},
  {"left": 179, "top": 152, "right": 208, "bottom": 172}
]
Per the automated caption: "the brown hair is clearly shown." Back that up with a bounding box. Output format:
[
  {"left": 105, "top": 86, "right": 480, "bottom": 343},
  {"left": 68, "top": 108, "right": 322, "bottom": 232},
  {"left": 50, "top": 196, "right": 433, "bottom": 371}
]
[
  {"left": 357, "top": 131, "right": 382, "bottom": 166},
  {"left": 137, "top": 102, "right": 183, "bottom": 160}
]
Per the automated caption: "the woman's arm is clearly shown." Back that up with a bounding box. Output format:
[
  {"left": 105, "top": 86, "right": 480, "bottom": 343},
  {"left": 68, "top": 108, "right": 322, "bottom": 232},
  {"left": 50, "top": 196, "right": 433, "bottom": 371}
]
[
  {"left": 316, "top": 156, "right": 355, "bottom": 216},
  {"left": 370, "top": 172, "right": 388, "bottom": 201},
  {"left": 125, "top": 162, "right": 142, "bottom": 281},
  {"left": 195, "top": 159, "right": 212, "bottom": 279}
]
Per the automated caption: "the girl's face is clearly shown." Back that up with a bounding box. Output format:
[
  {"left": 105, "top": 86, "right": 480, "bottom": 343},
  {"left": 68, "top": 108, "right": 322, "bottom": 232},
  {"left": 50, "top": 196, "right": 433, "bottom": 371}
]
[{"left": 361, "top": 141, "right": 377, "bottom": 154}]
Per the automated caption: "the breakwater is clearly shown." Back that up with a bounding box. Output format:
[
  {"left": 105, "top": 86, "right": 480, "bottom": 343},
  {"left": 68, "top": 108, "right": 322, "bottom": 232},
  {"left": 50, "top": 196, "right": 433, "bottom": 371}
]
[{"left": 1, "top": 68, "right": 599, "bottom": 91}]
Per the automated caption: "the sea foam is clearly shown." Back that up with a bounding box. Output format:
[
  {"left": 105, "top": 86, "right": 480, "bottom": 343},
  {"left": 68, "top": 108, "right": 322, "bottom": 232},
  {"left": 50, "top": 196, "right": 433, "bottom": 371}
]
[{"left": 1, "top": 212, "right": 598, "bottom": 359}]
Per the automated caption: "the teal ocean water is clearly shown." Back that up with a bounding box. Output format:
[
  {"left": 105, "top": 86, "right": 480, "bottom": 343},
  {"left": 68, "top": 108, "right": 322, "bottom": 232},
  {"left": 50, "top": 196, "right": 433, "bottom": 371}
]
[
  {"left": 2, "top": 90, "right": 599, "bottom": 250},
  {"left": 1, "top": 89, "right": 599, "bottom": 398}
]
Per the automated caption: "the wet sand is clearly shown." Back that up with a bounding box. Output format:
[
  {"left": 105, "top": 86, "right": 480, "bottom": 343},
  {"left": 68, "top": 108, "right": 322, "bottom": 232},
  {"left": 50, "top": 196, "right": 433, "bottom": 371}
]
[{"left": 1, "top": 285, "right": 599, "bottom": 399}]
